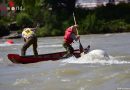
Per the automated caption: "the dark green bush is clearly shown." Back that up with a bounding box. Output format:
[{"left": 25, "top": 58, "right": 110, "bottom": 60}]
[
  {"left": 2, "top": 2, "right": 130, "bottom": 37},
  {"left": 36, "top": 27, "right": 51, "bottom": 37},
  {"left": 16, "top": 13, "right": 33, "bottom": 27},
  {"left": 100, "top": 19, "right": 128, "bottom": 33},
  {"left": 51, "top": 29, "right": 63, "bottom": 36},
  {"left": 0, "top": 20, "right": 10, "bottom": 37}
]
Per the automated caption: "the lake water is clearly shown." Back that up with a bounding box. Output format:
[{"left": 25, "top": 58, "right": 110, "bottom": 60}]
[{"left": 0, "top": 33, "right": 130, "bottom": 90}]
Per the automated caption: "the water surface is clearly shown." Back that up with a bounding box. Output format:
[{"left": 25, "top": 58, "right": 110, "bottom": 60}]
[{"left": 0, "top": 33, "right": 130, "bottom": 90}]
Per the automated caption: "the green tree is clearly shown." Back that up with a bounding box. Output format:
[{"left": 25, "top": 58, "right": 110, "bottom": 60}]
[
  {"left": 43, "top": 0, "right": 76, "bottom": 13},
  {"left": 16, "top": 13, "right": 33, "bottom": 27}
]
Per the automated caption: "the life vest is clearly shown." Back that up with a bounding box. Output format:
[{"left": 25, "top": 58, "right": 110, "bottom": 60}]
[
  {"left": 22, "top": 28, "right": 35, "bottom": 39},
  {"left": 64, "top": 27, "right": 73, "bottom": 44}
]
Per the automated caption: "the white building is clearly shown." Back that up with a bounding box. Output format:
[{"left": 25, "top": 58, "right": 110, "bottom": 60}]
[
  {"left": 109, "top": 0, "right": 129, "bottom": 4},
  {"left": 76, "top": 0, "right": 130, "bottom": 9},
  {"left": 76, "top": 0, "right": 108, "bottom": 9}
]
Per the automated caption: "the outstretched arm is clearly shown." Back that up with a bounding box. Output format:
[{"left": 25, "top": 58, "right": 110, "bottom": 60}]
[{"left": 30, "top": 24, "right": 40, "bottom": 32}]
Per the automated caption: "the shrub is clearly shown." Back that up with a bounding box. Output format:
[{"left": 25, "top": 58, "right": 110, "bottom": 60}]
[
  {"left": 36, "top": 27, "right": 51, "bottom": 37},
  {"left": 51, "top": 29, "right": 63, "bottom": 36},
  {"left": 0, "top": 20, "right": 10, "bottom": 37},
  {"left": 79, "top": 13, "right": 97, "bottom": 34},
  {"left": 16, "top": 13, "right": 33, "bottom": 27},
  {"left": 101, "top": 20, "right": 128, "bottom": 33}
]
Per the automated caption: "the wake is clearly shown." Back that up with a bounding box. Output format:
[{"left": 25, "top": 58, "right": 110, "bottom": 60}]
[{"left": 62, "top": 49, "right": 130, "bottom": 65}]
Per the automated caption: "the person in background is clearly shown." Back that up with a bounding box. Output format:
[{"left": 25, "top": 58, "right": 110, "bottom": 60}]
[
  {"left": 21, "top": 24, "right": 39, "bottom": 56},
  {"left": 63, "top": 25, "right": 80, "bottom": 58}
]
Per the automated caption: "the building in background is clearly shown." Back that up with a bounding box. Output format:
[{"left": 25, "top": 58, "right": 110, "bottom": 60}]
[
  {"left": 76, "top": 0, "right": 108, "bottom": 9},
  {"left": 76, "top": 0, "right": 130, "bottom": 9},
  {"left": 109, "top": 0, "right": 129, "bottom": 4}
]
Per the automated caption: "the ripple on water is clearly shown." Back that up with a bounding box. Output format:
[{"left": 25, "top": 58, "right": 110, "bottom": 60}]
[{"left": 13, "top": 78, "right": 30, "bottom": 86}]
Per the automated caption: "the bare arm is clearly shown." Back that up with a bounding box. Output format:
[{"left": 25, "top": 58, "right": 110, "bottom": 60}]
[{"left": 30, "top": 23, "right": 40, "bottom": 32}]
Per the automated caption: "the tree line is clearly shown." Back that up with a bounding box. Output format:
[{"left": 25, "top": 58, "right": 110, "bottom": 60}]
[{"left": 0, "top": 0, "right": 130, "bottom": 37}]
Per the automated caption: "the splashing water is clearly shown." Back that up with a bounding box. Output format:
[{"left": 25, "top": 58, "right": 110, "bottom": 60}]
[
  {"left": 0, "top": 57, "right": 3, "bottom": 63},
  {"left": 62, "top": 49, "right": 130, "bottom": 65},
  {"left": 13, "top": 78, "right": 30, "bottom": 86}
]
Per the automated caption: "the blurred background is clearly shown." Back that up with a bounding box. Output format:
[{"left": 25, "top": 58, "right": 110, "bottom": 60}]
[{"left": 0, "top": 0, "right": 130, "bottom": 38}]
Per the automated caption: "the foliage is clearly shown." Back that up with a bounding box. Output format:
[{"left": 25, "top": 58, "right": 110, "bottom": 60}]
[
  {"left": 16, "top": 13, "right": 33, "bottom": 27},
  {"left": 102, "top": 20, "right": 129, "bottom": 33},
  {"left": 43, "top": 0, "right": 76, "bottom": 13},
  {"left": 36, "top": 26, "right": 51, "bottom": 37},
  {"left": 1, "top": 1, "right": 130, "bottom": 37},
  {"left": 0, "top": 20, "right": 10, "bottom": 37}
]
